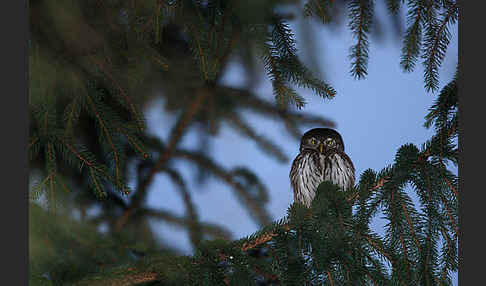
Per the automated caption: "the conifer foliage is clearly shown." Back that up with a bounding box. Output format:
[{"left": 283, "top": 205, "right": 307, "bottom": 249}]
[
  {"left": 29, "top": 0, "right": 458, "bottom": 285},
  {"left": 67, "top": 73, "right": 458, "bottom": 286}
]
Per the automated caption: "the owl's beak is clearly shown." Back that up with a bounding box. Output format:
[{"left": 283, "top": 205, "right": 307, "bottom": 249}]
[{"left": 319, "top": 142, "right": 324, "bottom": 154}]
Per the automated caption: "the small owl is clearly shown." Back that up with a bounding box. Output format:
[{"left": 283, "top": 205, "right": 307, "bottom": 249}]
[{"left": 289, "top": 128, "right": 355, "bottom": 207}]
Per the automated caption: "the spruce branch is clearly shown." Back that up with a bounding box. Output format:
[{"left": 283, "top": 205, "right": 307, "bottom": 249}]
[
  {"left": 271, "top": 19, "right": 297, "bottom": 59},
  {"left": 443, "top": 176, "right": 457, "bottom": 198},
  {"left": 116, "top": 127, "right": 149, "bottom": 159},
  {"left": 361, "top": 233, "right": 393, "bottom": 262},
  {"left": 29, "top": 136, "right": 41, "bottom": 161},
  {"left": 260, "top": 36, "right": 304, "bottom": 109},
  {"left": 143, "top": 208, "right": 232, "bottom": 240},
  {"left": 59, "top": 138, "right": 129, "bottom": 196},
  {"left": 401, "top": 0, "right": 423, "bottom": 72},
  {"left": 386, "top": 0, "right": 402, "bottom": 14},
  {"left": 400, "top": 201, "right": 422, "bottom": 253},
  {"left": 90, "top": 58, "right": 146, "bottom": 132},
  {"left": 231, "top": 167, "right": 270, "bottom": 204},
  {"left": 173, "top": 149, "right": 272, "bottom": 226},
  {"left": 274, "top": 81, "right": 307, "bottom": 109},
  {"left": 84, "top": 93, "right": 122, "bottom": 186},
  {"left": 422, "top": 2, "right": 457, "bottom": 91},
  {"left": 326, "top": 270, "right": 335, "bottom": 286},
  {"left": 63, "top": 91, "right": 83, "bottom": 138},
  {"left": 304, "top": 0, "right": 333, "bottom": 23},
  {"left": 94, "top": 206, "right": 232, "bottom": 240},
  {"left": 348, "top": 0, "right": 373, "bottom": 79},
  {"left": 29, "top": 2, "right": 459, "bottom": 284},
  {"left": 227, "top": 112, "right": 288, "bottom": 163},
  {"left": 29, "top": 136, "right": 40, "bottom": 149},
  {"left": 278, "top": 55, "right": 337, "bottom": 100},
  {"left": 161, "top": 167, "right": 203, "bottom": 247},
  {"left": 241, "top": 231, "right": 280, "bottom": 252},
  {"left": 142, "top": 89, "right": 209, "bottom": 191},
  {"left": 30, "top": 173, "right": 52, "bottom": 202},
  {"left": 59, "top": 139, "right": 95, "bottom": 168},
  {"left": 222, "top": 86, "right": 335, "bottom": 131},
  {"left": 347, "top": 177, "right": 390, "bottom": 202},
  {"left": 424, "top": 65, "right": 457, "bottom": 130},
  {"left": 365, "top": 271, "right": 378, "bottom": 286},
  {"left": 438, "top": 192, "right": 458, "bottom": 234},
  {"left": 212, "top": 3, "right": 239, "bottom": 80},
  {"left": 70, "top": 270, "right": 158, "bottom": 286},
  {"left": 271, "top": 19, "right": 336, "bottom": 102},
  {"left": 45, "top": 142, "right": 57, "bottom": 211},
  {"left": 89, "top": 167, "right": 106, "bottom": 199},
  {"left": 187, "top": 23, "right": 210, "bottom": 81},
  {"left": 154, "top": 0, "right": 163, "bottom": 44}
]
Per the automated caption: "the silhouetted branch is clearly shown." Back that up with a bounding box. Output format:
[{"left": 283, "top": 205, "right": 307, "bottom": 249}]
[
  {"left": 143, "top": 208, "right": 232, "bottom": 240},
  {"left": 161, "top": 167, "right": 203, "bottom": 247},
  {"left": 72, "top": 270, "right": 158, "bottom": 286},
  {"left": 173, "top": 149, "right": 272, "bottom": 226},
  {"left": 113, "top": 89, "right": 209, "bottom": 231},
  {"left": 221, "top": 86, "right": 335, "bottom": 135},
  {"left": 146, "top": 89, "right": 210, "bottom": 187},
  {"left": 227, "top": 113, "right": 288, "bottom": 162}
]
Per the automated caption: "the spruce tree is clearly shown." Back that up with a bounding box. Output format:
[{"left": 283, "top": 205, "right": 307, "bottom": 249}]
[{"left": 29, "top": 0, "right": 458, "bottom": 285}]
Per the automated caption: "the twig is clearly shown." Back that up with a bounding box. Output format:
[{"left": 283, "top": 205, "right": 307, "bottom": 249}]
[
  {"left": 401, "top": 202, "right": 422, "bottom": 253},
  {"left": 173, "top": 150, "right": 272, "bottom": 225},
  {"left": 28, "top": 137, "right": 39, "bottom": 149},
  {"left": 147, "top": 89, "right": 209, "bottom": 187},
  {"left": 365, "top": 270, "right": 378, "bottom": 286},
  {"left": 372, "top": 178, "right": 390, "bottom": 191},
  {"left": 114, "top": 89, "right": 208, "bottom": 231},
  {"left": 443, "top": 176, "right": 458, "bottom": 198},
  {"left": 347, "top": 177, "right": 390, "bottom": 202},
  {"left": 241, "top": 224, "right": 290, "bottom": 251},
  {"left": 73, "top": 271, "right": 158, "bottom": 286},
  {"left": 362, "top": 234, "right": 393, "bottom": 262},
  {"left": 327, "top": 270, "right": 335, "bottom": 286},
  {"left": 241, "top": 232, "right": 278, "bottom": 252},
  {"left": 399, "top": 234, "right": 411, "bottom": 281},
  {"left": 188, "top": 23, "right": 209, "bottom": 80},
  {"left": 114, "top": 208, "right": 135, "bottom": 232},
  {"left": 252, "top": 265, "right": 280, "bottom": 284},
  {"left": 144, "top": 208, "right": 232, "bottom": 240},
  {"left": 90, "top": 58, "right": 144, "bottom": 132},
  {"left": 84, "top": 93, "right": 121, "bottom": 185}
]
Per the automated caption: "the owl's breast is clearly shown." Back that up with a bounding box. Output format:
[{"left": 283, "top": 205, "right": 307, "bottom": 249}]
[
  {"left": 321, "top": 152, "right": 355, "bottom": 190},
  {"left": 289, "top": 151, "right": 322, "bottom": 207},
  {"left": 290, "top": 151, "right": 355, "bottom": 207}
]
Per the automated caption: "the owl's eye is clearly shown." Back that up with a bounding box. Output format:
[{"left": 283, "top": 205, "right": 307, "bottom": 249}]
[{"left": 311, "top": 139, "right": 317, "bottom": 145}]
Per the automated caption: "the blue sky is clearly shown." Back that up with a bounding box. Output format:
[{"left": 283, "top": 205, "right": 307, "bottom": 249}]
[{"left": 143, "top": 2, "right": 458, "bottom": 283}]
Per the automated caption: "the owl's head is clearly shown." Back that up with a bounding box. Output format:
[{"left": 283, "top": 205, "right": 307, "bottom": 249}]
[{"left": 299, "top": 128, "right": 345, "bottom": 154}]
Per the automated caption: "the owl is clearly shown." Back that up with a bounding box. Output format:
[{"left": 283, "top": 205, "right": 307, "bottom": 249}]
[{"left": 289, "top": 128, "right": 355, "bottom": 207}]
